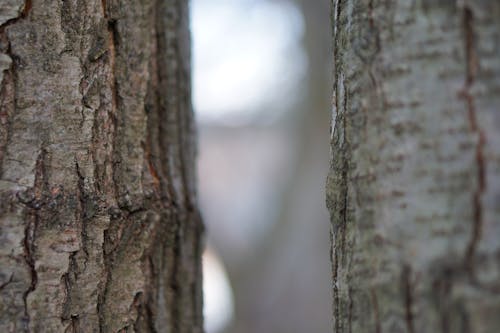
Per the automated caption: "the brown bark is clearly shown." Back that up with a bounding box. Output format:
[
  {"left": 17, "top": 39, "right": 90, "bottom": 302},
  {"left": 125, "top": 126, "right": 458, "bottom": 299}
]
[
  {"left": 328, "top": 1, "right": 500, "bottom": 332},
  {"left": 0, "top": 1, "right": 203, "bottom": 332}
]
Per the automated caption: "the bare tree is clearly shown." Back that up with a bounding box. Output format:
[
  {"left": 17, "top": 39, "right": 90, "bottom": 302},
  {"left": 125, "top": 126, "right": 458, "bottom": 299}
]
[
  {"left": 328, "top": 1, "right": 500, "bottom": 332},
  {"left": 0, "top": 1, "right": 203, "bottom": 332}
]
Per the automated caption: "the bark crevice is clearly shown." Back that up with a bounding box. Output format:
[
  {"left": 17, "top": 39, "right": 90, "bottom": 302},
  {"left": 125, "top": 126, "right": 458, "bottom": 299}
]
[
  {"left": 402, "top": 265, "right": 415, "bottom": 333},
  {"left": 461, "top": 5, "right": 485, "bottom": 277},
  {"left": 22, "top": 147, "right": 47, "bottom": 325}
]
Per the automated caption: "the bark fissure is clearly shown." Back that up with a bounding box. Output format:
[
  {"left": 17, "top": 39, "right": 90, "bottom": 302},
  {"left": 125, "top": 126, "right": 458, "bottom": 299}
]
[
  {"left": 97, "top": 228, "right": 111, "bottom": 333},
  {"left": 0, "top": 0, "right": 31, "bottom": 29},
  {"left": 402, "top": 266, "right": 415, "bottom": 333},
  {"left": 0, "top": 273, "right": 14, "bottom": 290},
  {"left": 107, "top": 17, "right": 123, "bottom": 212},
  {"left": 367, "top": 0, "right": 374, "bottom": 28},
  {"left": 333, "top": 244, "right": 341, "bottom": 333},
  {"left": 101, "top": 0, "right": 107, "bottom": 18},
  {"left": 22, "top": 147, "right": 47, "bottom": 325},
  {"left": 61, "top": 250, "right": 79, "bottom": 324},
  {"left": 432, "top": 270, "right": 453, "bottom": 333},
  {"left": 21, "top": 0, "right": 31, "bottom": 18},
  {"left": 461, "top": 6, "right": 485, "bottom": 276},
  {"left": 170, "top": 219, "right": 182, "bottom": 332},
  {"left": 347, "top": 287, "right": 353, "bottom": 333},
  {"left": 74, "top": 160, "right": 90, "bottom": 263},
  {"left": 22, "top": 213, "right": 37, "bottom": 322}
]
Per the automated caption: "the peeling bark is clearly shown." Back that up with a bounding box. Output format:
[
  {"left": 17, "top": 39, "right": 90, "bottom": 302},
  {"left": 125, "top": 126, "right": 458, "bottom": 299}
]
[
  {"left": 328, "top": 1, "right": 500, "bottom": 332},
  {"left": 0, "top": 1, "right": 203, "bottom": 332}
]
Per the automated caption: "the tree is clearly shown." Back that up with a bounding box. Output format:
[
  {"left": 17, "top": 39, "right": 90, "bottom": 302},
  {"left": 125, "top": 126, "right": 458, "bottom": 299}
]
[
  {"left": 0, "top": 1, "right": 203, "bottom": 332},
  {"left": 328, "top": 1, "right": 500, "bottom": 332}
]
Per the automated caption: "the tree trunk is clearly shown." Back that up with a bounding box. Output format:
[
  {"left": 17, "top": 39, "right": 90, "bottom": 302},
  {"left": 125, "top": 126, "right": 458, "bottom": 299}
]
[
  {"left": 328, "top": 1, "right": 500, "bottom": 332},
  {"left": 0, "top": 1, "right": 203, "bottom": 332}
]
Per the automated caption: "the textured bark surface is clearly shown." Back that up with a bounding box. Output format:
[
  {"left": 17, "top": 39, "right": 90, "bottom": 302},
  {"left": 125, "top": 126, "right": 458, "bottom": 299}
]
[
  {"left": 0, "top": 0, "right": 203, "bottom": 332},
  {"left": 328, "top": 1, "right": 500, "bottom": 332}
]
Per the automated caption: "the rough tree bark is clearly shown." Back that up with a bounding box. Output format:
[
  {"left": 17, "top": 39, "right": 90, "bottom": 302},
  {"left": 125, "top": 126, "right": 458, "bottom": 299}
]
[
  {"left": 0, "top": 1, "right": 203, "bottom": 332},
  {"left": 328, "top": 1, "right": 500, "bottom": 332}
]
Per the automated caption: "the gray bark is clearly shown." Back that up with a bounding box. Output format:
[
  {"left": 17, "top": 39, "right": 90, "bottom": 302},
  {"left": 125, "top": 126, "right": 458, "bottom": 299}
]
[
  {"left": 0, "top": 0, "right": 203, "bottom": 332},
  {"left": 328, "top": 1, "right": 500, "bottom": 332}
]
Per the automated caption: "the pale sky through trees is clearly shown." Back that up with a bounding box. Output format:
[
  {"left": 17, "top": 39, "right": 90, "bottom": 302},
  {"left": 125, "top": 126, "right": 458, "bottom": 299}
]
[
  {"left": 191, "top": 0, "right": 306, "bottom": 124},
  {"left": 191, "top": 0, "right": 309, "bottom": 332}
]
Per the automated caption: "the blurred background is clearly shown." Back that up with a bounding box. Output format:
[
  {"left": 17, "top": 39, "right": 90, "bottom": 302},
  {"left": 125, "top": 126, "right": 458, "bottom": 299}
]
[{"left": 190, "top": 0, "right": 332, "bottom": 332}]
